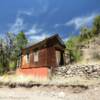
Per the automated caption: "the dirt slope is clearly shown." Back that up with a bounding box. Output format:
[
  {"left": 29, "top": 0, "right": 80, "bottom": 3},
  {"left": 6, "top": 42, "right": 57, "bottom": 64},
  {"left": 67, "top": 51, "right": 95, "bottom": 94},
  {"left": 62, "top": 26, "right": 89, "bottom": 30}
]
[{"left": 79, "top": 36, "right": 100, "bottom": 64}]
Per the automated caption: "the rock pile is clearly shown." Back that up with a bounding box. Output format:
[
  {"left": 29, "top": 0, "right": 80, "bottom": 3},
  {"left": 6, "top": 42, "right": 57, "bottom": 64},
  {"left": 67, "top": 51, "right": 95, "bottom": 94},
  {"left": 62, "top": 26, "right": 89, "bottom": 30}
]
[{"left": 54, "top": 64, "right": 100, "bottom": 78}]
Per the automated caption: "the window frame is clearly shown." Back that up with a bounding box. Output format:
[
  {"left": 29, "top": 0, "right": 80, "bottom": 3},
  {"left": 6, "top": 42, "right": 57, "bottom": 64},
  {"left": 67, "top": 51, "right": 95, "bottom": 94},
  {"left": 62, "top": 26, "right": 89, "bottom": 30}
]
[
  {"left": 26, "top": 52, "right": 30, "bottom": 64},
  {"left": 56, "top": 50, "right": 61, "bottom": 65},
  {"left": 33, "top": 50, "right": 39, "bottom": 63}
]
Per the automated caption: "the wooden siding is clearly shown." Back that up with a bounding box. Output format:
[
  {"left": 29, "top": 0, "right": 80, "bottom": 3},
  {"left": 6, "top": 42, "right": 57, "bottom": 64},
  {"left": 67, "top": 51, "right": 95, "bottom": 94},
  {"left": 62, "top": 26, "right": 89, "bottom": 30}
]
[
  {"left": 21, "top": 45, "right": 64, "bottom": 68},
  {"left": 21, "top": 48, "right": 48, "bottom": 68},
  {"left": 47, "top": 46, "right": 56, "bottom": 67}
]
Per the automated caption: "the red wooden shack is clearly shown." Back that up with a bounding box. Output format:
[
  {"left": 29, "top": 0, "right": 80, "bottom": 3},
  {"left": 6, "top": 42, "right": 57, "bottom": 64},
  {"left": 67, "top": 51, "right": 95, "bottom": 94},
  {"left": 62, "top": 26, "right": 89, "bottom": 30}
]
[{"left": 16, "top": 34, "right": 66, "bottom": 78}]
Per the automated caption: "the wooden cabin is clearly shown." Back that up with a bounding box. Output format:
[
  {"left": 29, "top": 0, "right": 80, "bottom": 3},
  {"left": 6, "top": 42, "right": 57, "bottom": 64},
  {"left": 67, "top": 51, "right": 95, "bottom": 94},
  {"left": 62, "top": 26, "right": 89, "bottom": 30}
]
[{"left": 16, "top": 34, "right": 66, "bottom": 78}]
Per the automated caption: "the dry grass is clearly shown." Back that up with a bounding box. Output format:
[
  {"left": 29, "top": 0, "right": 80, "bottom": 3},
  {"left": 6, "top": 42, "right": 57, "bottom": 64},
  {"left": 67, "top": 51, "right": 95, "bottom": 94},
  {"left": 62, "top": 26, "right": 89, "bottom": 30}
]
[
  {"left": 0, "top": 74, "right": 49, "bottom": 87},
  {"left": 0, "top": 74, "right": 100, "bottom": 88},
  {"left": 51, "top": 76, "right": 100, "bottom": 86}
]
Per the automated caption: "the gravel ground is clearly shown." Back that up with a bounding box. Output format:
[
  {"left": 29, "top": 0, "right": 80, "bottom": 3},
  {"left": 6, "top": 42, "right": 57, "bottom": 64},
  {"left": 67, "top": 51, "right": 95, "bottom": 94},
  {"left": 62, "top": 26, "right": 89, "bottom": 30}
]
[{"left": 0, "top": 85, "right": 100, "bottom": 100}]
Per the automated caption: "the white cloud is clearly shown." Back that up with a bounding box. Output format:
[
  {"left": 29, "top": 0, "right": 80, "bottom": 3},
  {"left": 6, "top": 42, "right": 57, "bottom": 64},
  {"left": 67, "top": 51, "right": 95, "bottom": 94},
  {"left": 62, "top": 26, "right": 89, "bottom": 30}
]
[
  {"left": 29, "top": 33, "right": 50, "bottom": 43},
  {"left": 9, "top": 17, "right": 26, "bottom": 34},
  {"left": 63, "top": 37, "right": 69, "bottom": 42},
  {"left": 18, "top": 10, "right": 33, "bottom": 16},
  {"left": 54, "top": 24, "right": 62, "bottom": 28},
  {"left": 25, "top": 25, "right": 50, "bottom": 43},
  {"left": 26, "top": 25, "right": 42, "bottom": 35},
  {"left": 8, "top": 16, "right": 49, "bottom": 43},
  {"left": 18, "top": 1, "right": 49, "bottom": 17},
  {"left": 66, "top": 13, "right": 97, "bottom": 30},
  {"left": 8, "top": 7, "right": 49, "bottom": 42}
]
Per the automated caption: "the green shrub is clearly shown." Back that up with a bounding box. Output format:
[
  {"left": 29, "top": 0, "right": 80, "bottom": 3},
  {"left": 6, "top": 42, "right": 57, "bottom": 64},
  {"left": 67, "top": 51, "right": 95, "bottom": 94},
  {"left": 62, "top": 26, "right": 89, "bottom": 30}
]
[
  {"left": 66, "top": 36, "right": 82, "bottom": 63},
  {"left": 9, "top": 61, "right": 16, "bottom": 70},
  {"left": 0, "top": 63, "right": 4, "bottom": 74},
  {"left": 68, "top": 49, "right": 82, "bottom": 63}
]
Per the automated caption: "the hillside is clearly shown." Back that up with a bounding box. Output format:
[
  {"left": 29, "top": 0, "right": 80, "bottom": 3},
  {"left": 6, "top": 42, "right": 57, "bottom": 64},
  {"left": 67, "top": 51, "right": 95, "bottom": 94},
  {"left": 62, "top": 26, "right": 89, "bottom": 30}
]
[
  {"left": 78, "top": 35, "right": 100, "bottom": 64},
  {"left": 65, "top": 35, "right": 100, "bottom": 65},
  {"left": 65, "top": 15, "right": 100, "bottom": 65}
]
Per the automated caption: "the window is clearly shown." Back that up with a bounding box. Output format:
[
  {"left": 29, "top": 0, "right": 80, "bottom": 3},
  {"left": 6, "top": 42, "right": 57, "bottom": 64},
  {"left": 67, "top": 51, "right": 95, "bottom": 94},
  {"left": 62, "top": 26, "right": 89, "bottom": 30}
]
[
  {"left": 26, "top": 53, "right": 30, "bottom": 63},
  {"left": 34, "top": 50, "right": 39, "bottom": 62},
  {"left": 56, "top": 50, "right": 61, "bottom": 65}
]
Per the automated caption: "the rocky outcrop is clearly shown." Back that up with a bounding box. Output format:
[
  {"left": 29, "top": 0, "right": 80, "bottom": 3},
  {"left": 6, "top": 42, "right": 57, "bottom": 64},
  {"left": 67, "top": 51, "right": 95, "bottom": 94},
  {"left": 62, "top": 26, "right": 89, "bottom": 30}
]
[{"left": 54, "top": 64, "right": 100, "bottom": 78}]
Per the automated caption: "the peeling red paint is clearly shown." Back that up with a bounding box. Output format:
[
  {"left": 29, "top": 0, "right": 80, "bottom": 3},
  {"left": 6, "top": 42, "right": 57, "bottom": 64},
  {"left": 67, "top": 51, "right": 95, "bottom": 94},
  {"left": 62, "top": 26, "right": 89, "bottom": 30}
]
[{"left": 16, "top": 67, "right": 49, "bottom": 78}]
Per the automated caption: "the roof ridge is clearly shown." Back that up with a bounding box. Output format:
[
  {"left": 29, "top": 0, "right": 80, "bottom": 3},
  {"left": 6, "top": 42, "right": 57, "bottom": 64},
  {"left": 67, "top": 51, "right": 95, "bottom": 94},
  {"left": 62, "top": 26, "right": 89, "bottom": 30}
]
[{"left": 23, "top": 33, "right": 65, "bottom": 49}]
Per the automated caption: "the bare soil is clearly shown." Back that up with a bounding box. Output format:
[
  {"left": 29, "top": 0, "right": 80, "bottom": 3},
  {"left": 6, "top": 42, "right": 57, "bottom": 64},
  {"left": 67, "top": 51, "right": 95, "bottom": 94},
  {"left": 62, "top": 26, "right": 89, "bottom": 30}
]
[{"left": 0, "top": 85, "right": 100, "bottom": 100}]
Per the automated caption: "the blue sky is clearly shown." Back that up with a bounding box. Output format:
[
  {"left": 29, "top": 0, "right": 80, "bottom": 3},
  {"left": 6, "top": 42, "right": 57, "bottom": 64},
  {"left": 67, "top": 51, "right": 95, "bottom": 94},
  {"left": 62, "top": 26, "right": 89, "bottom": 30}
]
[{"left": 0, "top": 0, "right": 100, "bottom": 42}]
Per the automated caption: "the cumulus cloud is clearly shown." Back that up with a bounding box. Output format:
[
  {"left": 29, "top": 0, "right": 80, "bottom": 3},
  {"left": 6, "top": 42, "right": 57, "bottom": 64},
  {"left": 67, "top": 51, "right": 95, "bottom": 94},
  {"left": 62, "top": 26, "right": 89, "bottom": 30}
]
[
  {"left": 66, "top": 13, "right": 97, "bottom": 30},
  {"left": 9, "top": 17, "right": 26, "bottom": 34}
]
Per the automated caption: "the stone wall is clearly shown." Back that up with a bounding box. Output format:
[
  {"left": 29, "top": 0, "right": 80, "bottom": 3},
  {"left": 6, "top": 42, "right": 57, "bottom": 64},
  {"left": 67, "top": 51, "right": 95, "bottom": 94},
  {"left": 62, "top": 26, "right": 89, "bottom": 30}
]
[{"left": 54, "top": 64, "right": 100, "bottom": 78}]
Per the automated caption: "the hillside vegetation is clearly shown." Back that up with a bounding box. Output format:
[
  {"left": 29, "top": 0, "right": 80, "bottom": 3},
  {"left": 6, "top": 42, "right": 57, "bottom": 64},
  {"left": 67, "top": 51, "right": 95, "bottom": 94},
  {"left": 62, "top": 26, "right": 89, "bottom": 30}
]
[
  {"left": 0, "top": 32, "right": 28, "bottom": 74},
  {"left": 65, "top": 15, "right": 100, "bottom": 64}
]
